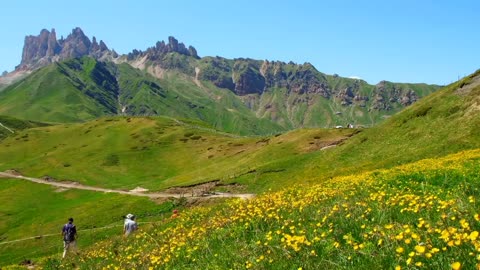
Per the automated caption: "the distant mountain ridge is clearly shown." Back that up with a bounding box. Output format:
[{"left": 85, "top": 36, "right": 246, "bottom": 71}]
[{"left": 0, "top": 27, "right": 440, "bottom": 132}]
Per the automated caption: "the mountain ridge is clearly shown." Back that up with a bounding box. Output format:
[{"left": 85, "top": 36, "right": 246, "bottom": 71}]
[{"left": 0, "top": 27, "right": 440, "bottom": 132}]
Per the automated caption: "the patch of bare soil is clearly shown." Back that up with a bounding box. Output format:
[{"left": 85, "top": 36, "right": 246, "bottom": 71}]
[
  {"left": 4, "top": 169, "right": 21, "bottom": 176},
  {"left": 456, "top": 74, "right": 480, "bottom": 96},
  {"left": 305, "top": 138, "right": 346, "bottom": 152},
  {"left": 164, "top": 181, "right": 220, "bottom": 196},
  {"left": 130, "top": 186, "right": 149, "bottom": 193},
  {"left": 216, "top": 182, "right": 248, "bottom": 193}
]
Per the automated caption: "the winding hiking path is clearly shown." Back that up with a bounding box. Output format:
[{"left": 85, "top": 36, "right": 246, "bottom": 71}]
[{"left": 0, "top": 171, "right": 255, "bottom": 199}]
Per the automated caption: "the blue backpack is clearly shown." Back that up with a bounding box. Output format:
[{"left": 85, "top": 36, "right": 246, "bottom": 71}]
[{"left": 63, "top": 223, "right": 76, "bottom": 242}]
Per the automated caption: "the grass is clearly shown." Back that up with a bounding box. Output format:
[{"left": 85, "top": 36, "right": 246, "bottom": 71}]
[
  {"left": 0, "top": 115, "right": 355, "bottom": 192},
  {"left": 0, "top": 179, "right": 178, "bottom": 266},
  {"left": 0, "top": 68, "right": 479, "bottom": 193},
  {"left": 0, "top": 57, "right": 287, "bottom": 136},
  {"left": 0, "top": 61, "right": 113, "bottom": 123},
  {"left": 0, "top": 56, "right": 439, "bottom": 136},
  {"left": 227, "top": 71, "right": 480, "bottom": 188},
  {"left": 0, "top": 115, "right": 48, "bottom": 140},
  {"left": 28, "top": 148, "right": 480, "bottom": 269},
  {"left": 0, "top": 69, "right": 477, "bottom": 268}
]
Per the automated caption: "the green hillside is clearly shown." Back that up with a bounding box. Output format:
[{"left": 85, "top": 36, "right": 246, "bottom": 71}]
[
  {"left": 7, "top": 147, "right": 480, "bottom": 269},
  {"left": 0, "top": 65, "right": 477, "bottom": 268},
  {"left": 233, "top": 70, "right": 480, "bottom": 186},
  {"left": 308, "top": 69, "right": 480, "bottom": 174},
  {"left": 0, "top": 57, "right": 285, "bottom": 135},
  {"left": 118, "top": 65, "right": 284, "bottom": 135},
  {"left": 193, "top": 57, "right": 440, "bottom": 128},
  {"left": 0, "top": 55, "right": 439, "bottom": 136},
  {"left": 0, "top": 62, "right": 111, "bottom": 123},
  {"left": 0, "top": 179, "right": 176, "bottom": 266},
  {"left": 0, "top": 116, "right": 355, "bottom": 192},
  {"left": 0, "top": 70, "right": 477, "bottom": 194},
  {"left": 0, "top": 115, "right": 47, "bottom": 140}
]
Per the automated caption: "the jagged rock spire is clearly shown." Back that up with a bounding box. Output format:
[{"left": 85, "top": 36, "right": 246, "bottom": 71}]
[{"left": 17, "top": 27, "right": 113, "bottom": 70}]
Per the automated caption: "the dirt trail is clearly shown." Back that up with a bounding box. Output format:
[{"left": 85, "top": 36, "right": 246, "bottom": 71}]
[
  {"left": 0, "top": 172, "right": 255, "bottom": 199},
  {"left": 0, "top": 122, "right": 14, "bottom": 133}
]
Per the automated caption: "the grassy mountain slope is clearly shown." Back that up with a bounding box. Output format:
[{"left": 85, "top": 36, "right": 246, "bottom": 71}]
[
  {"left": 1, "top": 54, "right": 439, "bottom": 135},
  {"left": 0, "top": 62, "right": 112, "bottom": 123},
  {"left": 309, "top": 69, "right": 480, "bottom": 174},
  {"left": 0, "top": 179, "right": 177, "bottom": 266},
  {"left": 0, "top": 116, "right": 355, "bottom": 191},
  {"left": 27, "top": 148, "right": 480, "bottom": 269},
  {"left": 1, "top": 70, "right": 479, "bottom": 268},
  {"left": 118, "top": 66, "right": 285, "bottom": 135},
  {"left": 0, "top": 57, "right": 285, "bottom": 135},
  {"left": 0, "top": 115, "right": 47, "bottom": 140},
  {"left": 229, "top": 70, "right": 480, "bottom": 187},
  {"left": 0, "top": 71, "right": 477, "bottom": 193},
  {"left": 193, "top": 57, "right": 440, "bottom": 128}
]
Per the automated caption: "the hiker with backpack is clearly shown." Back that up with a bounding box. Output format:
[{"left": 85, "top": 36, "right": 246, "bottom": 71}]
[
  {"left": 62, "top": 217, "right": 78, "bottom": 258},
  {"left": 123, "top": 213, "right": 138, "bottom": 237}
]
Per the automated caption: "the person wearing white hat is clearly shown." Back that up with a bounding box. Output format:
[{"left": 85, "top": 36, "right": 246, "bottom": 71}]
[{"left": 123, "top": 213, "right": 138, "bottom": 237}]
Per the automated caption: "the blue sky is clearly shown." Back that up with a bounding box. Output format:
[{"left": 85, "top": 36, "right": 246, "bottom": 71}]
[{"left": 0, "top": 0, "right": 478, "bottom": 85}]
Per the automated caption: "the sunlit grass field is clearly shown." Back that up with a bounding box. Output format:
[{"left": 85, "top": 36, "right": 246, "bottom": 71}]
[
  {"left": 23, "top": 148, "right": 480, "bottom": 269},
  {"left": 0, "top": 179, "right": 177, "bottom": 266},
  {"left": 0, "top": 116, "right": 356, "bottom": 192}
]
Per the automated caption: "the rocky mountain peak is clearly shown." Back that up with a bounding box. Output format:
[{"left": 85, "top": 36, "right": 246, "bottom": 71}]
[
  {"left": 17, "top": 27, "right": 115, "bottom": 70},
  {"left": 127, "top": 36, "right": 199, "bottom": 60},
  {"left": 20, "top": 28, "right": 60, "bottom": 68},
  {"left": 60, "top": 27, "right": 92, "bottom": 58}
]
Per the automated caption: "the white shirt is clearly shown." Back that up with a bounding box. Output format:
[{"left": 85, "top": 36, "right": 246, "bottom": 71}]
[{"left": 124, "top": 219, "right": 138, "bottom": 235}]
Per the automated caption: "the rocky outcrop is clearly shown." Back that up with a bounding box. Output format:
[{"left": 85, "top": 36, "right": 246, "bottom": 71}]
[
  {"left": 17, "top": 28, "right": 114, "bottom": 70},
  {"left": 370, "top": 81, "right": 420, "bottom": 110},
  {"left": 58, "top": 27, "right": 92, "bottom": 59},
  {"left": 194, "top": 57, "right": 435, "bottom": 119},
  {"left": 89, "top": 37, "right": 109, "bottom": 58},
  {"left": 233, "top": 60, "right": 265, "bottom": 95},
  {"left": 21, "top": 29, "right": 60, "bottom": 68},
  {"left": 197, "top": 57, "right": 235, "bottom": 90},
  {"left": 127, "top": 36, "right": 199, "bottom": 61},
  {"left": 260, "top": 61, "right": 330, "bottom": 97}
]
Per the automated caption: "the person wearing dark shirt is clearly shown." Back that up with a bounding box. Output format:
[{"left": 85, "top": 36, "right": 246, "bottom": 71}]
[{"left": 62, "top": 217, "right": 78, "bottom": 258}]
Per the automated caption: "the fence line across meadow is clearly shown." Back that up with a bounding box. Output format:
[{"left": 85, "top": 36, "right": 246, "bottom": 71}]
[{"left": 0, "top": 221, "right": 157, "bottom": 246}]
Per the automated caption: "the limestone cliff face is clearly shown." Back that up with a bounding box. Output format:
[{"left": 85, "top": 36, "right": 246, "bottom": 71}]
[
  {"left": 18, "top": 28, "right": 114, "bottom": 70},
  {"left": 191, "top": 56, "right": 439, "bottom": 127}
]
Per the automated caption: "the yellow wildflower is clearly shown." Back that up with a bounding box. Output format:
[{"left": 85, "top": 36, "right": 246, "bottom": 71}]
[
  {"left": 415, "top": 245, "right": 426, "bottom": 254},
  {"left": 451, "top": 262, "right": 461, "bottom": 270},
  {"left": 469, "top": 231, "right": 479, "bottom": 241}
]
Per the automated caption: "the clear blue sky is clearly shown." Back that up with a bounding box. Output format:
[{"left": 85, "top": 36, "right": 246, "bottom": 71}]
[{"left": 1, "top": 0, "right": 478, "bottom": 85}]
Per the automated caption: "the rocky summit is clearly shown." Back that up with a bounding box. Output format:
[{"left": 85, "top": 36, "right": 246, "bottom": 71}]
[{"left": 18, "top": 27, "right": 115, "bottom": 70}]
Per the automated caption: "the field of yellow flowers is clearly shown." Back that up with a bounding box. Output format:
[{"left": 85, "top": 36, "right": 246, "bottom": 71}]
[{"left": 38, "top": 149, "right": 480, "bottom": 269}]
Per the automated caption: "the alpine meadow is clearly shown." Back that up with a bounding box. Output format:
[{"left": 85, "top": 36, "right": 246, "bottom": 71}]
[{"left": 0, "top": 3, "right": 480, "bottom": 269}]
